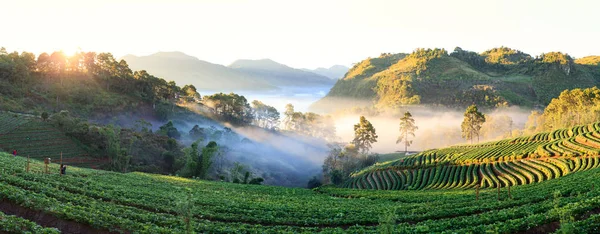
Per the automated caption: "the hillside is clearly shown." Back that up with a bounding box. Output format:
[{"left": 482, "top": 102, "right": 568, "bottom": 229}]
[
  {"left": 2, "top": 153, "right": 600, "bottom": 233},
  {"left": 311, "top": 47, "right": 600, "bottom": 112},
  {"left": 345, "top": 121, "right": 600, "bottom": 190},
  {"left": 122, "top": 52, "right": 277, "bottom": 91},
  {"left": 229, "top": 59, "right": 335, "bottom": 87},
  {"left": 0, "top": 114, "right": 95, "bottom": 166},
  {"left": 303, "top": 65, "right": 350, "bottom": 79}
]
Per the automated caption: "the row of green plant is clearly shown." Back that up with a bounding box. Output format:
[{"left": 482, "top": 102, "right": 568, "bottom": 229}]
[
  {"left": 4, "top": 153, "right": 600, "bottom": 232},
  {"left": 0, "top": 120, "right": 88, "bottom": 160},
  {"left": 345, "top": 157, "right": 600, "bottom": 190},
  {"left": 0, "top": 112, "right": 31, "bottom": 134}
]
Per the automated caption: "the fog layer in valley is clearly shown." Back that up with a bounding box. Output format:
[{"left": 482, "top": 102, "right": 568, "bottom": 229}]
[{"left": 334, "top": 106, "right": 532, "bottom": 153}]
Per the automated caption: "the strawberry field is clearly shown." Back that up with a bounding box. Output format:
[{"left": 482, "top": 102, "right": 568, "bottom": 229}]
[
  {"left": 0, "top": 120, "right": 89, "bottom": 160},
  {"left": 0, "top": 154, "right": 600, "bottom": 233},
  {"left": 346, "top": 122, "right": 600, "bottom": 191}
]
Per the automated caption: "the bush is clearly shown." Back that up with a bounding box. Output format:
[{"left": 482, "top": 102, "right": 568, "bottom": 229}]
[
  {"left": 41, "top": 112, "right": 49, "bottom": 121},
  {"left": 307, "top": 176, "right": 322, "bottom": 189}
]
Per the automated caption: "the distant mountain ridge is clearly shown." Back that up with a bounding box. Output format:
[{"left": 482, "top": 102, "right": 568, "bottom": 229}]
[
  {"left": 311, "top": 47, "right": 600, "bottom": 112},
  {"left": 122, "top": 52, "right": 334, "bottom": 91},
  {"left": 303, "top": 65, "right": 349, "bottom": 80},
  {"left": 229, "top": 59, "right": 335, "bottom": 87}
]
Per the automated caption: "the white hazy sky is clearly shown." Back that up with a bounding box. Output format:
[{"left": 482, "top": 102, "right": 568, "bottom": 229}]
[{"left": 1, "top": 0, "right": 599, "bottom": 69}]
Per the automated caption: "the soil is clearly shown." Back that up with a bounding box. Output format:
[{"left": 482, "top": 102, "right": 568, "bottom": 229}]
[{"left": 0, "top": 199, "right": 122, "bottom": 234}]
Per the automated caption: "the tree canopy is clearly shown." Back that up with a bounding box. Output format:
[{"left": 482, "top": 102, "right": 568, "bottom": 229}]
[
  {"left": 461, "top": 105, "right": 486, "bottom": 144},
  {"left": 397, "top": 111, "right": 418, "bottom": 153},
  {"left": 352, "top": 116, "right": 378, "bottom": 154}
]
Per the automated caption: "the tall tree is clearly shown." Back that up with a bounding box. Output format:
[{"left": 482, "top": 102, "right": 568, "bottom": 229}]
[
  {"left": 352, "top": 116, "right": 378, "bottom": 154},
  {"left": 396, "top": 111, "right": 418, "bottom": 153},
  {"left": 283, "top": 103, "right": 295, "bottom": 130},
  {"left": 461, "top": 105, "right": 486, "bottom": 144}
]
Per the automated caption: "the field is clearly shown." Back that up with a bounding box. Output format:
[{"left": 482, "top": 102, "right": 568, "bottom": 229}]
[
  {"left": 0, "top": 154, "right": 600, "bottom": 233},
  {"left": 2, "top": 119, "right": 600, "bottom": 233},
  {"left": 344, "top": 122, "right": 600, "bottom": 190},
  {"left": 0, "top": 112, "right": 103, "bottom": 168}
]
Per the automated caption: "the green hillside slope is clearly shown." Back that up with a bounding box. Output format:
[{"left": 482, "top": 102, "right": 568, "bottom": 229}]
[
  {"left": 345, "top": 122, "right": 600, "bottom": 190},
  {"left": 2, "top": 153, "right": 600, "bottom": 233},
  {"left": 0, "top": 112, "right": 103, "bottom": 168},
  {"left": 312, "top": 47, "right": 600, "bottom": 112}
]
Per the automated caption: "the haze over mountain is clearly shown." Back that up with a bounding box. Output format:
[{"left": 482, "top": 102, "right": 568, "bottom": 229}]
[
  {"left": 303, "top": 65, "right": 349, "bottom": 80},
  {"left": 123, "top": 52, "right": 334, "bottom": 92},
  {"left": 229, "top": 59, "right": 335, "bottom": 87}
]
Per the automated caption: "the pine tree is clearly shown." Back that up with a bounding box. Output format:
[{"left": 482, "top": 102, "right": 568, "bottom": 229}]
[
  {"left": 461, "top": 105, "right": 486, "bottom": 144},
  {"left": 352, "top": 116, "right": 378, "bottom": 154},
  {"left": 397, "top": 111, "right": 418, "bottom": 153}
]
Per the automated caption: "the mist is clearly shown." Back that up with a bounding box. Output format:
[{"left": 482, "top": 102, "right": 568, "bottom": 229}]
[{"left": 332, "top": 105, "right": 533, "bottom": 153}]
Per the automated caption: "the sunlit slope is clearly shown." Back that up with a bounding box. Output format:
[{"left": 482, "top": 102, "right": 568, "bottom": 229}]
[
  {"left": 344, "top": 122, "right": 600, "bottom": 190},
  {"left": 2, "top": 154, "right": 600, "bottom": 233},
  {"left": 312, "top": 48, "right": 600, "bottom": 112}
]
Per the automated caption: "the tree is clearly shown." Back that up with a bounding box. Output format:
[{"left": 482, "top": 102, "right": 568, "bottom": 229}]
[
  {"left": 189, "top": 125, "right": 206, "bottom": 141},
  {"left": 157, "top": 121, "right": 181, "bottom": 139},
  {"left": 283, "top": 103, "right": 295, "bottom": 130},
  {"left": 251, "top": 100, "right": 280, "bottom": 129},
  {"left": 352, "top": 116, "right": 378, "bottom": 154},
  {"left": 101, "top": 125, "right": 131, "bottom": 172},
  {"left": 396, "top": 111, "right": 418, "bottom": 153},
  {"left": 198, "top": 141, "right": 218, "bottom": 179},
  {"left": 461, "top": 105, "right": 486, "bottom": 144},
  {"left": 307, "top": 176, "right": 322, "bottom": 189}
]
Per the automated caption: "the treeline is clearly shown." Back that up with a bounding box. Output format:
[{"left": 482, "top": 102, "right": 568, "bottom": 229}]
[
  {"left": 525, "top": 87, "right": 600, "bottom": 134},
  {"left": 0, "top": 47, "right": 201, "bottom": 120}
]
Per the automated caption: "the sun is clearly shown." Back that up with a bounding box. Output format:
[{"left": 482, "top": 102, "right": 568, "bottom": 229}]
[{"left": 62, "top": 47, "right": 79, "bottom": 57}]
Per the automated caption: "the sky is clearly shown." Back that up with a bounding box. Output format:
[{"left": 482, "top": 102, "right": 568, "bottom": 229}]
[{"left": 1, "top": 0, "right": 599, "bottom": 69}]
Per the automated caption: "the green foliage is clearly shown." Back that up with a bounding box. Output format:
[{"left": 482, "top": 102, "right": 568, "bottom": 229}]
[
  {"left": 4, "top": 153, "right": 600, "bottom": 233},
  {"left": 397, "top": 111, "right": 418, "bottom": 153},
  {"left": 481, "top": 47, "right": 532, "bottom": 65},
  {"left": 307, "top": 176, "right": 322, "bottom": 189},
  {"left": 576, "top": 56, "right": 600, "bottom": 66},
  {"left": 188, "top": 125, "right": 205, "bottom": 141},
  {"left": 41, "top": 112, "right": 49, "bottom": 121},
  {"left": 375, "top": 75, "right": 420, "bottom": 108},
  {"left": 203, "top": 92, "right": 253, "bottom": 125},
  {"left": 282, "top": 103, "right": 337, "bottom": 141},
  {"left": 315, "top": 47, "right": 600, "bottom": 111},
  {"left": 248, "top": 177, "right": 264, "bottom": 185},
  {"left": 461, "top": 105, "right": 486, "bottom": 144},
  {"left": 157, "top": 121, "right": 181, "bottom": 139},
  {"left": 378, "top": 208, "right": 397, "bottom": 234},
  {"left": 175, "top": 188, "right": 195, "bottom": 234},
  {"left": 101, "top": 124, "right": 131, "bottom": 172},
  {"left": 542, "top": 87, "right": 600, "bottom": 131},
  {"left": 353, "top": 116, "right": 378, "bottom": 154},
  {"left": 0, "top": 48, "right": 190, "bottom": 119}
]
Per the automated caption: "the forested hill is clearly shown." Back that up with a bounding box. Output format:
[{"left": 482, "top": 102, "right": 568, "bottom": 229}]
[{"left": 311, "top": 47, "right": 600, "bottom": 112}]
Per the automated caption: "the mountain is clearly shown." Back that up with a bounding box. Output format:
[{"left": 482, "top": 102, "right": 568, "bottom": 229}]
[
  {"left": 122, "top": 52, "right": 276, "bottom": 91},
  {"left": 311, "top": 47, "right": 600, "bottom": 112},
  {"left": 123, "top": 53, "right": 335, "bottom": 92},
  {"left": 303, "top": 65, "right": 349, "bottom": 79},
  {"left": 229, "top": 59, "right": 335, "bottom": 87}
]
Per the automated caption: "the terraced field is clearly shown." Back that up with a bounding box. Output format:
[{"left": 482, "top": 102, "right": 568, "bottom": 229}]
[
  {"left": 0, "top": 113, "right": 102, "bottom": 168},
  {"left": 345, "top": 122, "right": 600, "bottom": 190},
  {"left": 1, "top": 154, "right": 600, "bottom": 233},
  {"left": 0, "top": 112, "right": 31, "bottom": 134}
]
